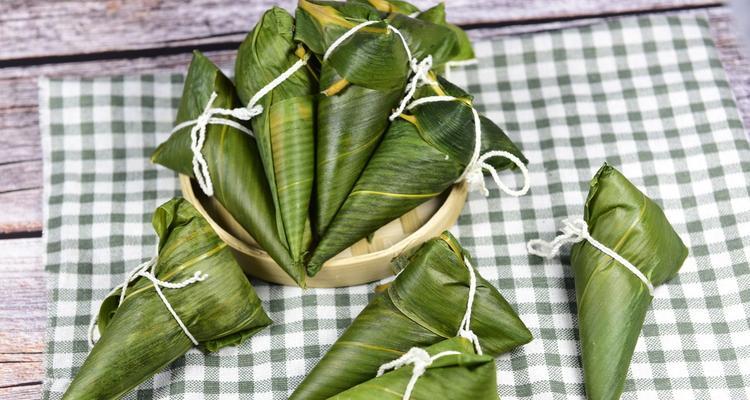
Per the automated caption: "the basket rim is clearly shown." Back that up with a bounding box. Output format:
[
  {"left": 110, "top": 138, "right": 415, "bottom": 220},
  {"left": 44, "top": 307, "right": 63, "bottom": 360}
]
[{"left": 179, "top": 174, "right": 468, "bottom": 282}]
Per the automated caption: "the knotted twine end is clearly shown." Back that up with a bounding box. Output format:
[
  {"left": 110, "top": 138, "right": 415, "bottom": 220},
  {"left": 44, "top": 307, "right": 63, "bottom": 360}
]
[
  {"left": 171, "top": 91, "right": 261, "bottom": 197},
  {"left": 171, "top": 52, "right": 311, "bottom": 197},
  {"left": 389, "top": 55, "right": 434, "bottom": 121},
  {"left": 406, "top": 96, "right": 531, "bottom": 198},
  {"left": 377, "top": 347, "right": 461, "bottom": 400},
  {"left": 87, "top": 257, "right": 209, "bottom": 348},
  {"left": 527, "top": 218, "right": 655, "bottom": 296}
]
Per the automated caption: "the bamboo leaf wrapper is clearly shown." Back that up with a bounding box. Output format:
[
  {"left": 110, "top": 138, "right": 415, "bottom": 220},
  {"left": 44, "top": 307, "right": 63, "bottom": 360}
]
[
  {"left": 571, "top": 164, "right": 688, "bottom": 400},
  {"left": 62, "top": 198, "right": 271, "bottom": 399},
  {"left": 235, "top": 7, "right": 317, "bottom": 268}
]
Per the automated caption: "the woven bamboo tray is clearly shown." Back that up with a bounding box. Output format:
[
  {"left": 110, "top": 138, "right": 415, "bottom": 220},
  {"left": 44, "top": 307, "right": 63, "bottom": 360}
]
[{"left": 180, "top": 174, "right": 468, "bottom": 287}]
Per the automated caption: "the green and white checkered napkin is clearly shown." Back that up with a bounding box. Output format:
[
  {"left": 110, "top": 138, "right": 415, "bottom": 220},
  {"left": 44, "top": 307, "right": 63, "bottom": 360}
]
[{"left": 40, "top": 13, "right": 750, "bottom": 399}]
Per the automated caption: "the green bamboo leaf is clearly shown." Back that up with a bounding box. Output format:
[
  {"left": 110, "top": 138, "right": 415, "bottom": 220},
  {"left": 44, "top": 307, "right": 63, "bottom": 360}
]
[
  {"left": 62, "top": 198, "right": 271, "bottom": 400},
  {"left": 296, "top": 0, "right": 458, "bottom": 237},
  {"left": 353, "top": 1, "right": 474, "bottom": 64},
  {"left": 329, "top": 337, "right": 499, "bottom": 400},
  {"left": 150, "top": 51, "right": 304, "bottom": 286},
  {"left": 350, "top": 0, "right": 420, "bottom": 15},
  {"left": 570, "top": 164, "right": 688, "bottom": 400},
  {"left": 313, "top": 66, "right": 403, "bottom": 237},
  {"left": 291, "top": 232, "right": 531, "bottom": 400},
  {"left": 235, "top": 7, "right": 316, "bottom": 265},
  {"left": 307, "top": 77, "right": 526, "bottom": 274},
  {"left": 414, "top": 3, "right": 475, "bottom": 63}
]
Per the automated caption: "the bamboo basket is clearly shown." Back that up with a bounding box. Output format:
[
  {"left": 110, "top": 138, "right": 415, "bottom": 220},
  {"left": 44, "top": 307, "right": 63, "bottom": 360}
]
[{"left": 180, "top": 174, "right": 468, "bottom": 287}]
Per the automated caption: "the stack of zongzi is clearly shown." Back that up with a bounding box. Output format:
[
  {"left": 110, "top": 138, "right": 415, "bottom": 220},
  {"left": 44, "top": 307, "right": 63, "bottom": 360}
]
[
  {"left": 62, "top": 1, "right": 696, "bottom": 399},
  {"left": 151, "top": 0, "right": 526, "bottom": 285}
]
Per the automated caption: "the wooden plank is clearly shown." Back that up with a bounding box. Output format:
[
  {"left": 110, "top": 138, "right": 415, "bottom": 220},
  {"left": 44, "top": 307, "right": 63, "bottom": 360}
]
[
  {"left": 0, "top": 190, "right": 42, "bottom": 235},
  {"left": 0, "top": 0, "right": 721, "bottom": 62},
  {"left": 0, "top": 237, "right": 45, "bottom": 353},
  {"left": 708, "top": 7, "right": 750, "bottom": 128},
  {"left": 0, "top": 160, "right": 41, "bottom": 193},
  {"left": 0, "top": 237, "right": 44, "bottom": 398},
  {"left": 0, "top": 386, "right": 41, "bottom": 400}
]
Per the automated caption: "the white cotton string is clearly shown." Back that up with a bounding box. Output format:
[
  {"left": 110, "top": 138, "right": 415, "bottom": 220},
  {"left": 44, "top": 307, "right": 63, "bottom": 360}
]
[
  {"left": 387, "top": 24, "right": 414, "bottom": 63},
  {"left": 320, "top": 19, "right": 435, "bottom": 122},
  {"left": 171, "top": 92, "right": 261, "bottom": 196},
  {"left": 377, "top": 347, "right": 462, "bottom": 400},
  {"left": 87, "top": 257, "right": 209, "bottom": 347},
  {"left": 406, "top": 96, "right": 530, "bottom": 197},
  {"left": 457, "top": 256, "right": 483, "bottom": 355},
  {"left": 172, "top": 53, "right": 310, "bottom": 196},
  {"left": 389, "top": 55, "right": 433, "bottom": 121},
  {"left": 527, "top": 218, "right": 655, "bottom": 296},
  {"left": 443, "top": 58, "right": 478, "bottom": 82},
  {"left": 247, "top": 53, "right": 311, "bottom": 109},
  {"left": 323, "top": 20, "right": 380, "bottom": 62}
]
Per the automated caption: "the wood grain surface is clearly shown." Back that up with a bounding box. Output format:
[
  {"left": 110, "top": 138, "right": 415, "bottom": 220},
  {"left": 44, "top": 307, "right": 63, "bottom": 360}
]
[
  {"left": 0, "top": 0, "right": 720, "bottom": 61},
  {"left": 1, "top": 1, "right": 748, "bottom": 398}
]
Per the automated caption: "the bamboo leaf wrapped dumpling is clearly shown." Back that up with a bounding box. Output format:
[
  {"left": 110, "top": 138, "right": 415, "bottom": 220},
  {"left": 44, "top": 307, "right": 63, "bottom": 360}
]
[
  {"left": 529, "top": 163, "right": 688, "bottom": 400},
  {"left": 151, "top": 51, "right": 303, "bottom": 285},
  {"left": 235, "top": 7, "right": 317, "bottom": 267},
  {"left": 295, "top": 0, "right": 458, "bottom": 237},
  {"left": 291, "top": 232, "right": 532, "bottom": 400},
  {"left": 329, "top": 337, "right": 499, "bottom": 400},
  {"left": 62, "top": 198, "right": 272, "bottom": 399},
  {"left": 307, "top": 76, "right": 527, "bottom": 274}
]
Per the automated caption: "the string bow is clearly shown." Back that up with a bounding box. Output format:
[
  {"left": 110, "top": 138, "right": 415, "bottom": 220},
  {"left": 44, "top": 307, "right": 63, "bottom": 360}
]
[
  {"left": 377, "top": 347, "right": 462, "bottom": 400},
  {"left": 527, "top": 217, "right": 655, "bottom": 295},
  {"left": 88, "top": 257, "right": 208, "bottom": 347}
]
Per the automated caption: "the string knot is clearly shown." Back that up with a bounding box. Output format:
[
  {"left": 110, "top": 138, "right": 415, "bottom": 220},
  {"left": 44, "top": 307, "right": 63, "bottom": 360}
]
[
  {"left": 390, "top": 55, "right": 433, "bottom": 121},
  {"left": 88, "top": 256, "right": 209, "bottom": 348},
  {"left": 170, "top": 52, "right": 310, "bottom": 197},
  {"left": 377, "top": 347, "right": 432, "bottom": 377},
  {"left": 527, "top": 217, "right": 655, "bottom": 296},
  {"left": 464, "top": 163, "right": 488, "bottom": 195},
  {"left": 229, "top": 104, "right": 263, "bottom": 121},
  {"left": 377, "top": 347, "right": 462, "bottom": 400},
  {"left": 527, "top": 218, "right": 589, "bottom": 259}
]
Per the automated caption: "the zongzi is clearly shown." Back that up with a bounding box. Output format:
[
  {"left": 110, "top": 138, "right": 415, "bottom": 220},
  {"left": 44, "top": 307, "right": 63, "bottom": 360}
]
[
  {"left": 354, "top": 0, "right": 475, "bottom": 69},
  {"left": 291, "top": 231, "right": 531, "bottom": 400},
  {"left": 62, "top": 198, "right": 272, "bottom": 399},
  {"left": 528, "top": 163, "right": 688, "bottom": 400},
  {"left": 235, "top": 7, "right": 317, "bottom": 266}
]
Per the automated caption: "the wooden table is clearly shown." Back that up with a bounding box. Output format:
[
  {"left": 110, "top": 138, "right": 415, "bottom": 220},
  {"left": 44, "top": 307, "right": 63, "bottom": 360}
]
[{"left": 1, "top": 1, "right": 747, "bottom": 398}]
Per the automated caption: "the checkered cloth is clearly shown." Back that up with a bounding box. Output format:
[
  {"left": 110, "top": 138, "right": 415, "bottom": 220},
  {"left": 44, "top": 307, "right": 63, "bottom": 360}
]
[{"left": 40, "top": 13, "right": 750, "bottom": 399}]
